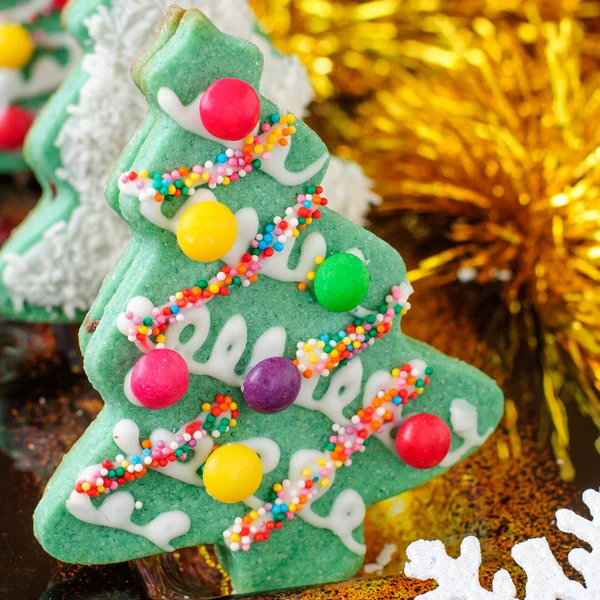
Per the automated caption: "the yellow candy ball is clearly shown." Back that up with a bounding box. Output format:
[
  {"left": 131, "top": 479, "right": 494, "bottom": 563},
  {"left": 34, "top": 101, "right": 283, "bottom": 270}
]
[
  {"left": 203, "top": 444, "right": 263, "bottom": 504},
  {"left": 0, "top": 23, "right": 35, "bottom": 69},
  {"left": 176, "top": 201, "right": 237, "bottom": 262}
]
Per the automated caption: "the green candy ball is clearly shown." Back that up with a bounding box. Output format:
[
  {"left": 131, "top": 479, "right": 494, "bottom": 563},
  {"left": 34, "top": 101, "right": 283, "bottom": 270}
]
[{"left": 314, "top": 253, "right": 370, "bottom": 312}]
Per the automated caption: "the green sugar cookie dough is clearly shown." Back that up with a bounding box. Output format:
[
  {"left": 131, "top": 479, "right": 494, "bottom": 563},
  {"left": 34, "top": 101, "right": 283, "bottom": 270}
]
[{"left": 34, "top": 8, "right": 504, "bottom": 595}]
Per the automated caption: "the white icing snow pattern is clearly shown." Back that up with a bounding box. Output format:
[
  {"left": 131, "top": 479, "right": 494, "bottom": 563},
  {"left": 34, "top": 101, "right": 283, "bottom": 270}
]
[
  {"left": 404, "top": 487, "right": 600, "bottom": 600},
  {"left": 439, "top": 399, "right": 495, "bottom": 467},
  {"left": 66, "top": 490, "right": 191, "bottom": 551}
]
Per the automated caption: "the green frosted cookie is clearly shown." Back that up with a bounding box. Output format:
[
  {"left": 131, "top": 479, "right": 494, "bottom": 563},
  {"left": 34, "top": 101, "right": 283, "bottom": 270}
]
[
  {"left": 0, "top": 0, "right": 78, "bottom": 173},
  {"left": 34, "top": 8, "right": 504, "bottom": 594}
]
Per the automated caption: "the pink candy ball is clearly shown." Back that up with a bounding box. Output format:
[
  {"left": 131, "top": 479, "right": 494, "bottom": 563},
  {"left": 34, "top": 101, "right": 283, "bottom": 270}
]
[
  {"left": 131, "top": 349, "right": 189, "bottom": 410},
  {"left": 199, "top": 78, "right": 260, "bottom": 140}
]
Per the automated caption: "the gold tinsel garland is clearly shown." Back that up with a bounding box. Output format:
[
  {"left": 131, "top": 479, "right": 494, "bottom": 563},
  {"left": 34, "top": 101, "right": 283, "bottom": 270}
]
[{"left": 251, "top": 0, "right": 600, "bottom": 479}]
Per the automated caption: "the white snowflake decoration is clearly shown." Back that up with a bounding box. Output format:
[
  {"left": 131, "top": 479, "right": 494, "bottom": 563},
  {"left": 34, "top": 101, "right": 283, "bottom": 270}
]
[
  {"left": 404, "top": 487, "right": 600, "bottom": 600},
  {"left": 2, "top": 0, "right": 378, "bottom": 318}
]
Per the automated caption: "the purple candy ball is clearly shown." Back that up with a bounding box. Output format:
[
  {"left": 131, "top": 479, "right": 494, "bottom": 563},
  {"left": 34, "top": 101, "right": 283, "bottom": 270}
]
[{"left": 242, "top": 357, "right": 301, "bottom": 414}]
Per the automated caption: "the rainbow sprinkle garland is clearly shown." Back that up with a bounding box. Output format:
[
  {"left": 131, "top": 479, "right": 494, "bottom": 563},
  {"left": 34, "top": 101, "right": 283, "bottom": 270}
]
[
  {"left": 74, "top": 395, "right": 238, "bottom": 497},
  {"left": 119, "top": 112, "right": 297, "bottom": 198},
  {"left": 223, "top": 362, "right": 432, "bottom": 552},
  {"left": 294, "top": 284, "right": 409, "bottom": 378}
]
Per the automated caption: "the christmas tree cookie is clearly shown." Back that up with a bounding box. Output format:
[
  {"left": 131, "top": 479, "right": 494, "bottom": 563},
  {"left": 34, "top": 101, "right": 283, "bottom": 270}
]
[
  {"left": 34, "top": 8, "right": 504, "bottom": 594},
  {"left": 0, "top": 0, "right": 373, "bottom": 323},
  {"left": 0, "top": 0, "right": 78, "bottom": 173}
]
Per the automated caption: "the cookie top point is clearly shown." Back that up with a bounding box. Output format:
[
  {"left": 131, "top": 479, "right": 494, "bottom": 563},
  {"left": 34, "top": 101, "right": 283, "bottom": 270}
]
[{"left": 136, "top": 7, "right": 264, "bottom": 107}]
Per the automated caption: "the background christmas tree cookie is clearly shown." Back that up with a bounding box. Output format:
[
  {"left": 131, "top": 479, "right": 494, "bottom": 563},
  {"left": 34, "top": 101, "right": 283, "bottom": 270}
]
[
  {"left": 0, "top": 0, "right": 376, "bottom": 324},
  {"left": 33, "top": 8, "right": 504, "bottom": 594},
  {"left": 0, "top": 0, "right": 78, "bottom": 173}
]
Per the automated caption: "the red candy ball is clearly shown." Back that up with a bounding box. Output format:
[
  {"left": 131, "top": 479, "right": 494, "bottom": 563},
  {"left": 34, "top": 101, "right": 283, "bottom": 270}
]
[
  {"left": 199, "top": 78, "right": 260, "bottom": 140},
  {"left": 131, "top": 349, "right": 189, "bottom": 410},
  {"left": 0, "top": 105, "right": 34, "bottom": 151},
  {"left": 395, "top": 413, "right": 451, "bottom": 469}
]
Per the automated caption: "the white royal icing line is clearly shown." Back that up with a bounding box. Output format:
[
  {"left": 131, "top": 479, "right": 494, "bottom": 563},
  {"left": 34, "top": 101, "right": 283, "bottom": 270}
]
[
  {"left": 112, "top": 418, "right": 212, "bottom": 486},
  {"left": 369, "top": 359, "right": 427, "bottom": 452},
  {"left": 119, "top": 299, "right": 286, "bottom": 386},
  {"left": 295, "top": 359, "right": 364, "bottom": 425},
  {"left": 66, "top": 490, "right": 190, "bottom": 551},
  {"left": 139, "top": 187, "right": 218, "bottom": 233},
  {"left": 123, "top": 369, "right": 143, "bottom": 407},
  {"left": 110, "top": 415, "right": 279, "bottom": 488},
  {"left": 245, "top": 326, "right": 286, "bottom": 373},
  {"left": 165, "top": 306, "right": 247, "bottom": 386},
  {"left": 289, "top": 449, "right": 366, "bottom": 555},
  {"left": 222, "top": 207, "right": 260, "bottom": 267},
  {"left": 260, "top": 231, "right": 326, "bottom": 283},
  {"left": 439, "top": 399, "right": 495, "bottom": 468},
  {"left": 158, "top": 86, "right": 260, "bottom": 146}
]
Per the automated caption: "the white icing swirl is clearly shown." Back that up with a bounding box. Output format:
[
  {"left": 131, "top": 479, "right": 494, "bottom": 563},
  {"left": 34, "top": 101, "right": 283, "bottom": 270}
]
[
  {"left": 439, "top": 399, "right": 494, "bottom": 467},
  {"left": 66, "top": 490, "right": 190, "bottom": 551}
]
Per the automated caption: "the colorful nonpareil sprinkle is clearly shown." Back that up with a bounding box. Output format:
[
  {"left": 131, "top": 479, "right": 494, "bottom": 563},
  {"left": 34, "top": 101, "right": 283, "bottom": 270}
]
[
  {"left": 118, "top": 113, "right": 296, "bottom": 199},
  {"left": 73, "top": 394, "right": 238, "bottom": 497},
  {"left": 223, "top": 362, "right": 432, "bottom": 552}
]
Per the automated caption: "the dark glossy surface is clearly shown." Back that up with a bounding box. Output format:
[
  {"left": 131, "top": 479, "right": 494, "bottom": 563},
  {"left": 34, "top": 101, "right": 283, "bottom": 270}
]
[{"left": 0, "top": 323, "right": 148, "bottom": 600}]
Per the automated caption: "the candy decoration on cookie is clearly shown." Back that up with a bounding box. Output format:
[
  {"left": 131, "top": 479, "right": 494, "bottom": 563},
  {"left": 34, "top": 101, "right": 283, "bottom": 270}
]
[
  {"left": 313, "top": 253, "right": 371, "bottom": 312},
  {"left": 203, "top": 444, "right": 263, "bottom": 503},
  {"left": 243, "top": 358, "right": 301, "bottom": 414},
  {"left": 0, "top": 105, "right": 34, "bottom": 151},
  {"left": 176, "top": 201, "right": 238, "bottom": 262},
  {"left": 200, "top": 78, "right": 261, "bottom": 140},
  {"left": 130, "top": 349, "right": 189, "bottom": 410},
  {"left": 34, "top": 9, "right": 504, "bottom": 595},
  {"left": 0, "top": 23, "right": 35, "bottom": 68},
  {"left": 395, "top": 413, "right": 452, "bottom": 469}
]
